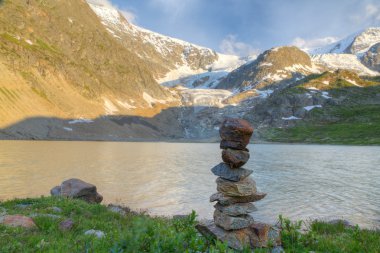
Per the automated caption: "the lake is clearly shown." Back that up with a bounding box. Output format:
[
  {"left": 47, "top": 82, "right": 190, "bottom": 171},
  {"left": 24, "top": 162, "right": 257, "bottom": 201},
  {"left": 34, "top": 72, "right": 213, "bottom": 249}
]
[{"left": 0, "top": 141, "right": 379, "bottom": 229}]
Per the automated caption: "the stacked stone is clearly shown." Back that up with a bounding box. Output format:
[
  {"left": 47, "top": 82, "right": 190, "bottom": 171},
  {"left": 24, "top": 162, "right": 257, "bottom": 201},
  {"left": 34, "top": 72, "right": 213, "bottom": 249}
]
[{"left": 210, "top": 118, "right": 266, "bottom": 230}]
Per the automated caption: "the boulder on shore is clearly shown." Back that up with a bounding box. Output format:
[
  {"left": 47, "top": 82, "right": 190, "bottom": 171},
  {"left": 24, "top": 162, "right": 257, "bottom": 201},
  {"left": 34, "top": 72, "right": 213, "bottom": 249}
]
[{"left": 50, "top": 178, "right": 103, "bottom": 204}]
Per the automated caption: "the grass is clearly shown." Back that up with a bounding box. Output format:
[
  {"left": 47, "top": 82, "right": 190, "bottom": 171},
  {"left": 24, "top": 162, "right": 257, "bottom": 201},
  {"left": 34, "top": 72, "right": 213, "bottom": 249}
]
[
  {"left": 279, "top": 216, "right": 380, "bottom": 253},
  {"left": 0, "top": 197, "right": 231, "bottom": 253},
  {"left": 0, "top": 197, "right": 379, "bottom": 252},
  {"left": 263, "top": 104, "right": 380, "bottom": 145}
]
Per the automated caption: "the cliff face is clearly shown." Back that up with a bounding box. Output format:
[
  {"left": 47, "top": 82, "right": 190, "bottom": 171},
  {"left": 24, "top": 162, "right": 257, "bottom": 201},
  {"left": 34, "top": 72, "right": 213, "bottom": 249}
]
[{"left": 361, "top": 43, "right": 380, "bottom": 72}]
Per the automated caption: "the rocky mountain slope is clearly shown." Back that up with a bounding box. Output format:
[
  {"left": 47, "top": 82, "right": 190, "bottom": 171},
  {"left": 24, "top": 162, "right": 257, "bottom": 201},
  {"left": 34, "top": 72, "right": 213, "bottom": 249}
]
[
  {"left": 87, "top": 1, "right": 243, "bottom": 84},
  {"left": 310, "top": 28, "right": 380, "bottom": 76},
  {"left": 216, "top": 46, "right": 319, "bottom": 91},
  {"left": 0, "top": 0, "right": 182, "bottom": 130}
]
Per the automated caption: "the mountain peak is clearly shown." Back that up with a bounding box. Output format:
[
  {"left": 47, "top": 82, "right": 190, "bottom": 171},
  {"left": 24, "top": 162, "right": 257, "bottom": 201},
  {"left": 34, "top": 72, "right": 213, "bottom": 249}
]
[{"left": 311, "top": 27, "right": 380, "bottom": 55}]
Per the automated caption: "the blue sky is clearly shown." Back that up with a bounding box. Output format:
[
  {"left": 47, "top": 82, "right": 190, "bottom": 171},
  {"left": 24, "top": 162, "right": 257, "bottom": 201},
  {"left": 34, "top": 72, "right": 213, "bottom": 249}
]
[{"left": 101, "top": 0, "right": 380, "bottom": 56}]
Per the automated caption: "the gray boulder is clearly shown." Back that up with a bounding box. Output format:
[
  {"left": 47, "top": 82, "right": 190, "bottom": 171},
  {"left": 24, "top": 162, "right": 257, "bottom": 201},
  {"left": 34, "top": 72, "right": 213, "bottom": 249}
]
[{"left": 50, "top": 178, "right": 103, "bottom": 204}]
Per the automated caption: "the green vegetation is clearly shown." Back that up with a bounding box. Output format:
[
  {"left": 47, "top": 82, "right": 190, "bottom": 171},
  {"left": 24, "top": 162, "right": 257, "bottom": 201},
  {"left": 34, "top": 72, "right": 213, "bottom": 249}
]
[
  {"left": 36, "top": 38, "right": 60, "bottom": 55},
  {"left": 0, "top": 197, "right": 231, "bottom": 253},
  {"left": 280, "top": 216, "right": 380, "bottom": 253},
  {"left": 263, "top": 104, "right": 380, "bottom": 145},
  {"left": 262, "top": 73, "right": 380, "bottom": 145},
  {"left": 31, "top": 87, "right": 50, "bottom": 102},
  {"left": 0, "top": 197, "right": 379, "bottom": 252}
]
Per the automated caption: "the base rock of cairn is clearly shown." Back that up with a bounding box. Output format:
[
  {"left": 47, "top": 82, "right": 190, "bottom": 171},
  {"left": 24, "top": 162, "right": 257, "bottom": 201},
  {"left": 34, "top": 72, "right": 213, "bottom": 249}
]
[{"left": 196, "top": 118, "right": 281, "bottom": 250}]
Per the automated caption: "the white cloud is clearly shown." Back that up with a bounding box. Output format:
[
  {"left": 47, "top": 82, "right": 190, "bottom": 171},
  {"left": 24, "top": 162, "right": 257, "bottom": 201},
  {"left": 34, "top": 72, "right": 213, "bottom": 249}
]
[
  {"left": 350, "top": 3, "right": 380, "bottom": 25},
  {"left": 87, "top": 0, "right": 137, "bottom": 23},
  {"left": 291, "top": 36, "right": 339, "bottom": 51},
  {"left": 219, "top": 35, "right": 259, "bottom": 57}
]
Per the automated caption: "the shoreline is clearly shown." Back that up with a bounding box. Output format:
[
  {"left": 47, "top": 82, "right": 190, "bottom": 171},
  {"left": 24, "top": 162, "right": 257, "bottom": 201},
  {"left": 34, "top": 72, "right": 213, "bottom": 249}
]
[{"left": 1, "top": 138, "right": 380, "bottom": 146}]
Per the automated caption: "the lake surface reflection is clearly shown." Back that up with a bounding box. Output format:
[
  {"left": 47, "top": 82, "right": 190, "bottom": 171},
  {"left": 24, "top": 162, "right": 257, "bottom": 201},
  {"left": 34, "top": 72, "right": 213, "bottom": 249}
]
[{"left": 0, "top": 141, "right": 379, "bottom": 228}]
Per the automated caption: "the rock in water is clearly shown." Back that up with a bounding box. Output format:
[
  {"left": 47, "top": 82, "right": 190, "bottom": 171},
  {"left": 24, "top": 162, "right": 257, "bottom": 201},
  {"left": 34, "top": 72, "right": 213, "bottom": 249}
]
[
  {"left": 214, "top": 202, "right": 257, "bottom": 216},
  {"left": 211, "top": 163, "right": 253, "bottom": 182},
  {"left": 222, "top": 149, "right": 250, "bottom": 168},
  {"left": 50, "top": 178, "right": 103, "bottom": 204},
  {"left": 210, "top": 192, "right": 267, "bottom": 205},
  {"left": 0, "top": 215, "right": 36, "bottom": 229},
  {"left": 216, "top": 177, "right": 257, "bottom": 197},
  {"left": 214, "top": 209, "right": 254, "bottom": 230},
  {"left": 219, "top": 118, "right": 253, "bottom": 149}
]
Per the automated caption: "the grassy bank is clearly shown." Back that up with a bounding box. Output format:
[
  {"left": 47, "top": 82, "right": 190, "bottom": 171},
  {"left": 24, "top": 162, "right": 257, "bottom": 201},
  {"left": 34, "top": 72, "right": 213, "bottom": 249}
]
[{"left": 0, "top": 197, "right": 379, "bottom": 252}]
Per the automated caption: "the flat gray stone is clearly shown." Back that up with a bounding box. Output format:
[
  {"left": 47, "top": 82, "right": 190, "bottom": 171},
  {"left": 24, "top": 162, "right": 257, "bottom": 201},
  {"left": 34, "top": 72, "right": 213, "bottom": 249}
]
[
  {"left": 211, "top": 163, "right": 253, "bottom": 182},
  {"left": 214, "top": 202, "right": 257, "bottom": 216},
  {"left": 214, "top": 209, "right": 253, "bottom": 230},
  {"left": 210, "top": 192, "right": 267, "bottom": 205},
  {"left": 216, "top": 177, "right": 257, "bottom": 197}
]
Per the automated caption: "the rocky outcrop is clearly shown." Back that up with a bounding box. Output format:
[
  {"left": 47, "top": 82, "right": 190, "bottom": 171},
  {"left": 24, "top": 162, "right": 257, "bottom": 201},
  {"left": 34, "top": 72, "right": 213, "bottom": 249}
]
[
  {"left": 51, "top": 178, "right": 103, "bottom": 204},
  {"left": 217, "top": 46, "right": 316, "bottom": 91},
  {"left": 362, "top": 43, "right": 380, "bottom": 72}
]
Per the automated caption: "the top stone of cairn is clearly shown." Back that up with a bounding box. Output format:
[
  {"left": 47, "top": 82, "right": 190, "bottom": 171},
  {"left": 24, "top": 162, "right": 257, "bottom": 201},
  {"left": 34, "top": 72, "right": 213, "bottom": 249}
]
[{"left": 219, "top": 118, "right": 254, "bottom": 150}]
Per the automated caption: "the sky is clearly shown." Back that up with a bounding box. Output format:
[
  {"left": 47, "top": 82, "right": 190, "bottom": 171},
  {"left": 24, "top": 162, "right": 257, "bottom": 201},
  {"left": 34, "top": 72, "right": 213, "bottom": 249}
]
[{"left": 99, "top": 0, "right": 380, "bottom": 56}]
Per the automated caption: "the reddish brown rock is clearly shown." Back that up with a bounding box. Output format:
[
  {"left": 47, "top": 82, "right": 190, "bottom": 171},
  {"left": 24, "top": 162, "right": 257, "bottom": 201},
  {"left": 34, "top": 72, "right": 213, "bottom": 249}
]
[
  {"left": 210, "top": 192, "right": 267, "bottom": 205},
  {"left": 219, "top": 118, "right": 254, "bottom": 150},
  {"left": 222, "top": 149, "right": 250, "bottom": 168},
  {"left": 0, "top": 215, "right": 36, "bottom": 229},
  {"left": 250, "top": 222, "right": 282, "bottom": 248}
]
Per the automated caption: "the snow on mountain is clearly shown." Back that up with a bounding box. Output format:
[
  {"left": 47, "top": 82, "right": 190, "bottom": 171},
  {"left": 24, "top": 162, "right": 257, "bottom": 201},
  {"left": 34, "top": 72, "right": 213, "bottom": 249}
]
[
  {"left": 312, "top": 54, "right": 379, "bottom": 76},
  {"left": 311, "top": 27, "right": 380, "bottom": 55},
  {"left": 179, "top": 88, "right": 233, "bottom": 108},
  {"left": 160, "top": 54, "right": 256, "bottom": 88},
  {"left": 88, "top": 2, "right": 244, "bottom": 85}
]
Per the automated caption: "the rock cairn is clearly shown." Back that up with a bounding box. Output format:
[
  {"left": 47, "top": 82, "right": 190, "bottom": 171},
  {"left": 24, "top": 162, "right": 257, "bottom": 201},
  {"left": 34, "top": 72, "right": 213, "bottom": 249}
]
[{"left": 197, "top": 118, "right": 281, "bottom": 250}]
